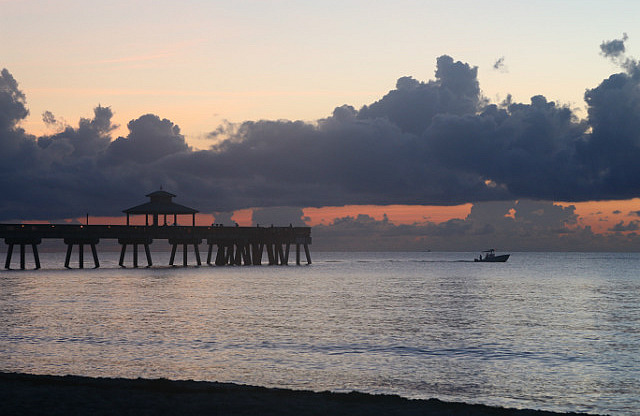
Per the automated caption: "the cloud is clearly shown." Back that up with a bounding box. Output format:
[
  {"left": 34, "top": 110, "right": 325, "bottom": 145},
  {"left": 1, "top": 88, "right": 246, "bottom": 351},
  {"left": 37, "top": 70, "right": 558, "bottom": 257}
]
[
  {"left": 357, "top": 55, "right": 482, "bottom": 135},
  {"left": 42, "top": 111, "right": 57, "bottom": 126},
  {"left": 0, "top": 68, "right": 29, "bottom": 132},
  {"left": 312, "top": 200, "right": 640, "bottom": 252},
  {"left": 105, "top": 114, "right": 189, "bottom": 164},
  {"left": 600, "top": 33, "right": 628, "bottom": 59},
  {"left": 609, "top": 220, "right": 640, "bottom": 232},
  {"left": 3, "top": 38, "right": 640, "bottom": 222},
  {"left": 251, "top": 207, "right": 308, "bottom": 227}
]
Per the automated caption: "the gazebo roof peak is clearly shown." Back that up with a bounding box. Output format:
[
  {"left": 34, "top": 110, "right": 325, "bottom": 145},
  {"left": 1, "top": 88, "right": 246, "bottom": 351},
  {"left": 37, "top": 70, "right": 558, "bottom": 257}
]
[
  {"left": 146, "top": 189, "right": 176, "bottom": 198},
  {"left": 123, "top": 190, "right": 198, "bottom": 215}
]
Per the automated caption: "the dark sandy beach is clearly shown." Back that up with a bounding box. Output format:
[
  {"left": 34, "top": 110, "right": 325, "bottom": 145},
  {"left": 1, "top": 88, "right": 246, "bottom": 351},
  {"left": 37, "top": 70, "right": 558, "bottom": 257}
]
[{"left": 0, "top": 372, "right": 600, "bottom": 415}]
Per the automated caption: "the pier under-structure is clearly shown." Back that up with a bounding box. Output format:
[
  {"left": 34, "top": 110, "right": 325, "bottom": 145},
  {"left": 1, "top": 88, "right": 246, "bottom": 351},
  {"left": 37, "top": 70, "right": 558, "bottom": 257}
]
[{"left": 0, "top": 224, "right": 312, "bottom": 270}]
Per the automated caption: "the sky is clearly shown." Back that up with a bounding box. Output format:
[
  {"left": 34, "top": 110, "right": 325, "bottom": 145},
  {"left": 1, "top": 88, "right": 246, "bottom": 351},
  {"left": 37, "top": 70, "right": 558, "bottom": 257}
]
[{"left": 3, "top": 0, "right": 640, "bottom": 251}]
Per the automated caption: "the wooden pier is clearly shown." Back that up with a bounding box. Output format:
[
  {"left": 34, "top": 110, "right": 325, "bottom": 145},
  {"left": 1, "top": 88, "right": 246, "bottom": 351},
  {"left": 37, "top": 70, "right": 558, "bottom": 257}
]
[
  {"left": 0, "top": 224, "right": 312, "bottom": 269},
  {"left": 1, "top": 190, "right": 311, "bottom": 270}
]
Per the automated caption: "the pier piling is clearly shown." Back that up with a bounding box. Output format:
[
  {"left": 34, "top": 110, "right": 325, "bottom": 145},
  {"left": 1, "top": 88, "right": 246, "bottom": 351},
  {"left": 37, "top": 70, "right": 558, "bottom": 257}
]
[
  {"left": 63, "top": 238, "right": 100, "bottom": 269},
  {"left": 4, "top": 237, "right": 42, "bottom": 270}
]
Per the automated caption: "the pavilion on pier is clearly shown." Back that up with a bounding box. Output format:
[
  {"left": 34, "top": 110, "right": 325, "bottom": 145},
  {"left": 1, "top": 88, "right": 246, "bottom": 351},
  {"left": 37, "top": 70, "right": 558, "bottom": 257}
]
[{"left": 123, "top": 190, "right": 198, "bottom": 226}]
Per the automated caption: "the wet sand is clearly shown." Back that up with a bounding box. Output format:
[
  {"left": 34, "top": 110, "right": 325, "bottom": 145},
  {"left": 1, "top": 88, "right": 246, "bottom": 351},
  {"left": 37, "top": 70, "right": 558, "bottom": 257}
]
[{"left": 0, "top": 372, "right": 598, "bottom": 415}]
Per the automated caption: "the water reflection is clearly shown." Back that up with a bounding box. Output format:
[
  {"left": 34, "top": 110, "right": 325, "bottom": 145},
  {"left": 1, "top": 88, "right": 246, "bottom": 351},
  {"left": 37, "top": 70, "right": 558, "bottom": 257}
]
[{"left": 0, "top": 251, "right": 638, "bottom": 415}]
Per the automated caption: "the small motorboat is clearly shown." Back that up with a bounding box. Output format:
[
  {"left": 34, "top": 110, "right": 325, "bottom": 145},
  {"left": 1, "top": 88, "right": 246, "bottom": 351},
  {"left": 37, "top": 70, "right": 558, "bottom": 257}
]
[{"left": 474, "top": 249, "right": 510, "bottom": 262}]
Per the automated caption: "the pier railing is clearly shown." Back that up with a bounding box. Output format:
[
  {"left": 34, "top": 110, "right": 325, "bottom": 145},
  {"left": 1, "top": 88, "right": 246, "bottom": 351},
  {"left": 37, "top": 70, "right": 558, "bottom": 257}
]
[{"left": 0, "top": 224, "right": 312, "bottom": 269}]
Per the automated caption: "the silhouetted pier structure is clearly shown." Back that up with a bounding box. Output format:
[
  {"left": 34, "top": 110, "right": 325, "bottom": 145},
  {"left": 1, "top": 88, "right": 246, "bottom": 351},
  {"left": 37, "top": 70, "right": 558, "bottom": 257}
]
[{"left": 0, "top": 191, "right": 312, "bottom": 270}]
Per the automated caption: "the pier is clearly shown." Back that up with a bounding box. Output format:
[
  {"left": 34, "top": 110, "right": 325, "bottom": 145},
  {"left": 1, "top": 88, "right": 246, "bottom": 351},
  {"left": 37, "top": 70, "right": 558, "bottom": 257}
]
[
  {"left": 0, "top": 190, "right": 312, "bottom": 270},
  {"left": 0, "top": 224, "right": 312, "bottom": 269}
]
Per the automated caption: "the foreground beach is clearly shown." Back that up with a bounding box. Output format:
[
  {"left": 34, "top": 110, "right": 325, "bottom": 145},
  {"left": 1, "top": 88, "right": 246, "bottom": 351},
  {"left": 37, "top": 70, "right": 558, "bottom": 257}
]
[{"left": 0, "top": 372, "right": 599, "bottom": 415}]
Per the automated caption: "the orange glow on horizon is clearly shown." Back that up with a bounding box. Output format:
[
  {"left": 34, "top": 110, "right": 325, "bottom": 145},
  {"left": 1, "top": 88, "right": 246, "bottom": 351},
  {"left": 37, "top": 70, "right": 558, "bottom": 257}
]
[
  {"left": 559, "top": 198, "right": 640, "bottom": 234},
  {"left": 303, "top": 204, "right": 473, "bottom": 226},
  {"left": 16, "top": 199, "right": 640, "bottom": 236}
]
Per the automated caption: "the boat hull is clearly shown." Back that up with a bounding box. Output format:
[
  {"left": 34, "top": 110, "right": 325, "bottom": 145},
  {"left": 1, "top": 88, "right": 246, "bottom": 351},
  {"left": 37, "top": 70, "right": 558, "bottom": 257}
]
[{"left": 474, "top": 254, "right": 510, "bottom": 262}]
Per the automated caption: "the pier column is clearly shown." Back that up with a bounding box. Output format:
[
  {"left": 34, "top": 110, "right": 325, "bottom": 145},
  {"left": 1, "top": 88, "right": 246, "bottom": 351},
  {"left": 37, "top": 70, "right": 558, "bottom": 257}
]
[
  {"left": 79, "top": 243, "right": 84, "bottom": 269},
  {"left": 266, "top": 243, "right": 276, "bottom": 265},
  {"left": 4, "top": 238, "right": 42, "bottom": 270},
  {"left": 32, "top": 243, "right": 41, "bottom": 269},
  {"left": 64, "top": 238, "right": 100, "bottom": 269},
  {"left": 215, "top": 244, "right": 226, "bottom": 266},
  {"left": 284, "top": 243, "right": 290, "bottom": 265},
  {"left": 206, "top": 242, "right": 214, "bottom": 265},
  {"left": 65, "top": 243, "right": 73, "bottom": 269},
  {"left": 90, "top": 243, "right": 99, "bottom": 269},
  {"left": 234, "top": 244, "right": 242, "bottom": 265},
  {"left": 118, "top": 238, "right": 152, "bottom": 268},
  {"left": 277, "top": 244, "right": 286, "bottom": 265},
  {"left": 294, "top": 235, "right": 312, "bottom": 265},
  {"left": 119, "top": 244, "right": 127, "bottom": 267},
  {"left": 225, "top": 244, "right": 234, "bottom": 265},
  {"left": 251, "top": 243, "right": 262, "bottom": 265},
  {"left": 5, "top": 243, "right": 13, "bottom": 269},
  {"left": 194, "top": 243, "right": 201, "bottom": 266},
  {"left": 242, "top": 243, "right": 252, "bottom": 265},
  {"left": 168, "top": 239, "right": 202, "bottom": 267},
  {"left": 304, "top": 243, "right": 312, "bottom": 265},
  {"left": 144, "top": 243, "right": 152, "bottom": 267},
  {"left": 169, "top": 243, "right": 177, "bottom": 266},
  {"left": 20, "top": 244, "right": 25, "bottom": 270}
]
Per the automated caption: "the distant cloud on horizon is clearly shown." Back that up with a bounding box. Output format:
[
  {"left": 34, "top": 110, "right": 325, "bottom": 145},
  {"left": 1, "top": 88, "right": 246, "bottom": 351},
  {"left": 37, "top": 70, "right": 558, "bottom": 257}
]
[
  {"left": 2, "top": 39, "right": 640, "bottom": 221},
  {"left": 311, "top": 200, "right": 640, "bottom": 252}
]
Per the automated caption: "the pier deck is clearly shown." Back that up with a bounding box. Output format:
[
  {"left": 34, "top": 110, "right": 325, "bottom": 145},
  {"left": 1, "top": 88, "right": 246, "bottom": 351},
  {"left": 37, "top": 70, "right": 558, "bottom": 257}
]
[{"left": 0, "top": 224, "right": 312, "bottom": 269}]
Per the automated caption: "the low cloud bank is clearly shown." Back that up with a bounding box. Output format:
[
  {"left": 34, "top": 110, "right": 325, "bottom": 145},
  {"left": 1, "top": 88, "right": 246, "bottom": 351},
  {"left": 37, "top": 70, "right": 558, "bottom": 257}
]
[
  {"left": 1, "top": 35, "right": 640, "bottom": 220},
  {"left": 311, "top": 200, "right": 640, "bottom": 252}
]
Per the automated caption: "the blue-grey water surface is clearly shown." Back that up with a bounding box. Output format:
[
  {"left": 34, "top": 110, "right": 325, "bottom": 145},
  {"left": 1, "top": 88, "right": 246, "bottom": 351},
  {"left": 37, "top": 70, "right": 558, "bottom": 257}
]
[{"left": 1, "top": 251, "right": 638, "bottom": 415}]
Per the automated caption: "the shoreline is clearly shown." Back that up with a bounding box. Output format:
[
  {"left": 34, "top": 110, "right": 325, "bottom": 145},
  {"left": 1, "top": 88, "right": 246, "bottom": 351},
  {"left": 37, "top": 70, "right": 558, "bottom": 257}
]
[{"left": 0, "top": 372, "right": 600, "bottom": 416}]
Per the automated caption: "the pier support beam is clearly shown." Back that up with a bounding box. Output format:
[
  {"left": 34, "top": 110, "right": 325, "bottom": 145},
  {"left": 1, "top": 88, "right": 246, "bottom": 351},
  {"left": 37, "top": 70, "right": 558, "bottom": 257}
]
[
  {"left": 118, "top": 238, "right": 153, "bottom": 268},
  {"left": 252, "top": 243, "right": 263, "bottom": 265},
  {"left": 304, "top": 243, "right": 312, "bottom": 265},
  {"left": 168, "top": 239, "right": 201, "bottom": 266},
  {"left": 4, "top": 238, "right": 41, "bottom": 270},
  {"left": 295, "top": 239, "right": 312, "bottom": 265},
  {"left": 214, "top": 244, "right": 226, "bottom": 266},
  {"left": 63, "top": 238, "right": 100, "bottom": 269},
  {"left": 205, "top": 241, "right": 255, "bottom": 266}
]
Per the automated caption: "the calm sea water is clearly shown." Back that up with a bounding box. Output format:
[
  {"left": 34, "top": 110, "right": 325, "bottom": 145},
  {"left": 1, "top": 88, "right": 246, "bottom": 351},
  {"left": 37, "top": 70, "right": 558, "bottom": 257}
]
[{"left": 1, "top": 251, "right": 638, "bottom": 415}]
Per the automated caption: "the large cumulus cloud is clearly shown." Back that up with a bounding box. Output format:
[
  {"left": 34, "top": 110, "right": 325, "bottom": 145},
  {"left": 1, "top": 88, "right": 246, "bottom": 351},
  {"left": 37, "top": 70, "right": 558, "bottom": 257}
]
[{"left": 1, "top": 35, "right": 640, "bottom": 220}]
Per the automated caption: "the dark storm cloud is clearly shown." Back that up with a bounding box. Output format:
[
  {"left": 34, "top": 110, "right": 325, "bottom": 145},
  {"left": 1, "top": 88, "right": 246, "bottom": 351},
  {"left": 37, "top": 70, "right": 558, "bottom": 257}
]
[
  {"left": 2, "top": 36, "right": 640, "bottom": 221},
  {"left": 600, "top": 33, "right": 628, "bottom": 58}
]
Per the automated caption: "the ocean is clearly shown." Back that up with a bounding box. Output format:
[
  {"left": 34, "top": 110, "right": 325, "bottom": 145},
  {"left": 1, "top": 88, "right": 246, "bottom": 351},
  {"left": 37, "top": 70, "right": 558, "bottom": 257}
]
[{"left": 1, "top": 251, "right": 638, "bottom": 415}]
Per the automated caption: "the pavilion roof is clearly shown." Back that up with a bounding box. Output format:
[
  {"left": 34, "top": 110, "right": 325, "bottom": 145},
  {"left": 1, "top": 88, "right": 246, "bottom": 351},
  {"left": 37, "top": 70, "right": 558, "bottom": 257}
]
[{"left": 123, "top": 190, "right": 198, "bottom": 215}]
